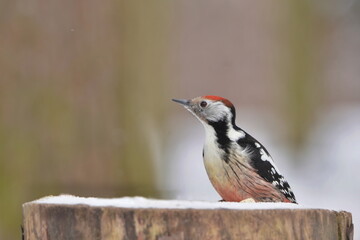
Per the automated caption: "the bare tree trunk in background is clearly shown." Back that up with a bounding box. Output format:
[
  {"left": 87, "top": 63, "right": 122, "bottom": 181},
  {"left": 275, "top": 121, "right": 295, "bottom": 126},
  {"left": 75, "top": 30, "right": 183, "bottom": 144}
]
[
  {"left": 282, "top": 1, "right": 320, "bottom": 150},
  {"left": 0, "top": 1, "right": 170, "bottom": 239},
  {"left": 114, "top": 0, "right": 170, "bottom": 196}
]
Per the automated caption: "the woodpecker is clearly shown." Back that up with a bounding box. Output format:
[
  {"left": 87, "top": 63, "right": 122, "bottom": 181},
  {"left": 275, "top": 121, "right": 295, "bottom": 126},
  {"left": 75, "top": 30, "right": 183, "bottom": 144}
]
[{"left": 172, "top": 96, "right": 297, "bottom": 203}]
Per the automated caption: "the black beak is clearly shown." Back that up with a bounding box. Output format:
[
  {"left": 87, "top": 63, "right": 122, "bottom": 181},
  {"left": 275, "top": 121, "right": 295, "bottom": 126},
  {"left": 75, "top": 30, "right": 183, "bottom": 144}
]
[{"left": 172, "top": 98, "right": 190, "bottom": 106}]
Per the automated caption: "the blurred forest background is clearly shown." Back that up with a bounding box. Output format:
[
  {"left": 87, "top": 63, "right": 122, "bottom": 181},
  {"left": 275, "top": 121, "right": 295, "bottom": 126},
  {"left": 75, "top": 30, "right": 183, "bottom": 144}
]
[{"left": 1, "top": 0, "right": 360, "bottom": 239}]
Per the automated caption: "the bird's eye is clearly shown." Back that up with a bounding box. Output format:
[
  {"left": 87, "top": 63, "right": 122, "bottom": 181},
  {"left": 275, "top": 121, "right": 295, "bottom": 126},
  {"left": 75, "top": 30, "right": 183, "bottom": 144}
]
[{"left": 200, "top": 101, "right": 207, "bottom": 108}]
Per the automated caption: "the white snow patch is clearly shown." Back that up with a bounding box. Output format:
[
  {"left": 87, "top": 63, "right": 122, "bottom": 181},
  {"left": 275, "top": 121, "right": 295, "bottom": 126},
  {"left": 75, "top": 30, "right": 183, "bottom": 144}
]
[{"left": 30, "top": 195, "right": 317, "bottom": 210}]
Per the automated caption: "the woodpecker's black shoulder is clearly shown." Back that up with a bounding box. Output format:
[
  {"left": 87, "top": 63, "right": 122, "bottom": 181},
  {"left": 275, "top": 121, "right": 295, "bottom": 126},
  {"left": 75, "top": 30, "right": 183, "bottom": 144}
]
[{"left": 236, "top": 130, "right": 297, "bottom": 203}]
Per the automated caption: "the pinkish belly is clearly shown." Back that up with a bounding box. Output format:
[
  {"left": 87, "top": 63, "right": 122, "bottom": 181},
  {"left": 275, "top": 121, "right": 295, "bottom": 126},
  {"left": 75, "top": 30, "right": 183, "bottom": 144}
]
[
  {"left": 210, "top": 177, "right": 249, "bottom": 202},
  {"left": 205, "top": 159, "right": 286, "bottom": 202}
]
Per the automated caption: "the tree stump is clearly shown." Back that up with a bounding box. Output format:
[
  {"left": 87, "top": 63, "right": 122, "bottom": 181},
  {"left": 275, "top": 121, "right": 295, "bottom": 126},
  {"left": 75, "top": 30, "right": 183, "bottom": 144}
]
[{"left": 22, "top": 195, "right": 353, "bottom": 240}]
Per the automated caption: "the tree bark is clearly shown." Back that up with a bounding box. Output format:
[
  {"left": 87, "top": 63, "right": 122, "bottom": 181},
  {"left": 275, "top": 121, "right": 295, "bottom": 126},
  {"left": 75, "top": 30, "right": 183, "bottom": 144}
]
[{"left": 23, "top": 198, "right": 353, "bottom": 240}]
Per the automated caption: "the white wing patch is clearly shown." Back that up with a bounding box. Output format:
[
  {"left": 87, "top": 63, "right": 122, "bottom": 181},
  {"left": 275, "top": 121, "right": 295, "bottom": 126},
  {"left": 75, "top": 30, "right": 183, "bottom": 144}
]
[
  {"left": 259, "top": 148, "right": 271, "bottom": 161},
  {"left": 257, "top": 145, "right": 282, "bottom": 176},
  {"left": 228, "top": 127, "right": 245, "bottom": 141}
]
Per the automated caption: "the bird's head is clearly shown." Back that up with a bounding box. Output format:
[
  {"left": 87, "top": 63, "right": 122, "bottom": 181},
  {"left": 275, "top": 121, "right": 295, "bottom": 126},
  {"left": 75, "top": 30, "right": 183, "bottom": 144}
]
[{"left": 172, "top": 96, "right": 236, "bottom": 126}]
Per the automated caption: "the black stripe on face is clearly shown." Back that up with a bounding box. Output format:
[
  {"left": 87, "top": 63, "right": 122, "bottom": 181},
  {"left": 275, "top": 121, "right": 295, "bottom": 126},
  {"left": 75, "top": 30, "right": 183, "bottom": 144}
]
[
  {"left": 229, "top": 106, "right": 236, "bottom": 128},
  {"left": 208, "top": 119, "right": 231, "bottom": 163}
]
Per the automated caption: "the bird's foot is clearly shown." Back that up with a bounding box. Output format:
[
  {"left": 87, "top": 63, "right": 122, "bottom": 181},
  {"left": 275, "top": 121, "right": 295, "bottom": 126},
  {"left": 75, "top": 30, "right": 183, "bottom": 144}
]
[
  {"left": 240, "top": 198, "right": 256, "bottom": 203},
  {"left": 218, "top": 199, "right": 225, "bottom": 202}
]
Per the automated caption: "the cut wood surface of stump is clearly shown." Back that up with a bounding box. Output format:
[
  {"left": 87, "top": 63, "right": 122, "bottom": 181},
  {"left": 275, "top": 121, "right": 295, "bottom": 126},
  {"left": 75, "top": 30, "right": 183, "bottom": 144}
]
[{"left": 22, "top": 195, "right": 353, "bottom": 240}]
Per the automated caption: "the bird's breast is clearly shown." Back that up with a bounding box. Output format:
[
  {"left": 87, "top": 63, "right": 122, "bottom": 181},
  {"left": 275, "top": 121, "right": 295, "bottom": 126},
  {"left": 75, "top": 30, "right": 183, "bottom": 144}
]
[
  {"left": 203, "top": 138, "right": 273, "bottom": 202},
  {"left": 203, "top": 141, "right": 247, "bottom": 200}
]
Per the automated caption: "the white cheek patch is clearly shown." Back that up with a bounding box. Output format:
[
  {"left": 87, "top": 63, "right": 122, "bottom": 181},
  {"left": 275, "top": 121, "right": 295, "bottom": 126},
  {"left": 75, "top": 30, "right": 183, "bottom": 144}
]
[{"left": 205, "top": 103, "right": 231, "bottom": 122}]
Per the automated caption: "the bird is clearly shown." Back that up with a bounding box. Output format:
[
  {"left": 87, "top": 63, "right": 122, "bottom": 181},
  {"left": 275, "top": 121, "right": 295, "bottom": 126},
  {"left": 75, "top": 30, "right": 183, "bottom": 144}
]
[{"left": 172, "top": 95, "right": 297, "bottom": 203}]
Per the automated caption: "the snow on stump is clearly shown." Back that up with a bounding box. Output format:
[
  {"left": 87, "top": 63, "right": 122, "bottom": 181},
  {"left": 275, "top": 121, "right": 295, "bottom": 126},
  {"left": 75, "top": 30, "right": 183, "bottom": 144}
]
[{"left": 22, "top": 195, "right": 353, "bottom": 240}]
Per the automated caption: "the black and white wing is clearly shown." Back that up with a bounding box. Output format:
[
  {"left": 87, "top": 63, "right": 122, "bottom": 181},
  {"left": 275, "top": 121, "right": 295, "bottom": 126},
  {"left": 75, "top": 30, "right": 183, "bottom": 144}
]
[{"left": 236, "top": 132, "right": 297, "bottom": 203}]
